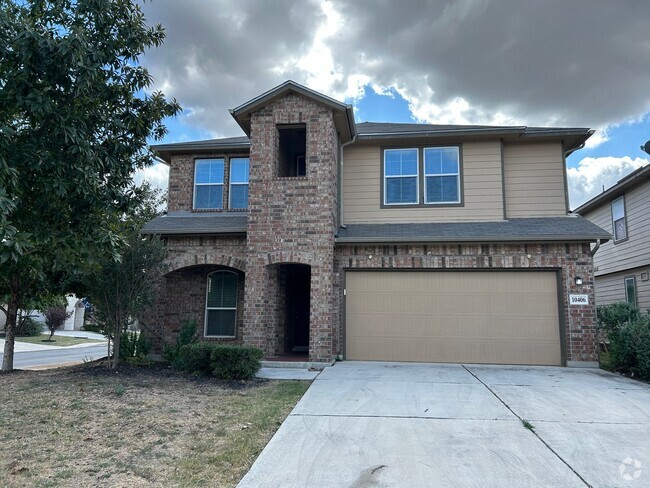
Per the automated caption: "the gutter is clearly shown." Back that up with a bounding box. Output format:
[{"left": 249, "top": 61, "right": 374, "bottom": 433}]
[
  {"left": 356, "top": 127, "right": 525, "bottom": 140},
  {"left": 141, "top": 228, "right": 247, "bottom": 236},
  {"left": 335, "top": 235, "right": 610, "bottom": 244}
]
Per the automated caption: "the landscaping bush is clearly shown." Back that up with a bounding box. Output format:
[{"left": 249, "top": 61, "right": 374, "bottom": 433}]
[
  {"left": 17, "top": 317, "right": 43, "bottom": 336},
  {"left": 598, "top": 302, "right": 650, "bottom": 381},
  {"left": 119, "top": 330, "right": 151, "bottom": 360},
  {"left": 163, "top": 319, "right": 198, "bottom": 363},
  {"left": 173, "top": 343, "right": 215, "bottom": 375},
  {"left": 211, "top": 345, "right": 264, "bottom": 380},
  {"left": 173, "top": 343, "right": 263, "bottom": 380},
  {"left": 597, "top": 302, "right": 641, "bottom": 334}
]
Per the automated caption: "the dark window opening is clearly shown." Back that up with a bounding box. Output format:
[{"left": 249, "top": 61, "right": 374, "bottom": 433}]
[{"left": 278, "top": 125, "right": 306, "bottom": 177}]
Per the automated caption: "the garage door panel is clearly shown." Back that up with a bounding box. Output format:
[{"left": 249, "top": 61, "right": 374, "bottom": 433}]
[{"left": 345, "top": 271, "right": 561, "bottom": 366}]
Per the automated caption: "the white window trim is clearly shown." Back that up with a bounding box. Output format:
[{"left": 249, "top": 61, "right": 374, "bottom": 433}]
[
  {"left": 383, "top": 148, "right": 419, "bottom": 206},
  {"left": 423, "top": 146, "right": 461, "bottom": 205},
  {"left": 193, "top": 159, "right": 224, "bottom": 210},
  {"left": 204, "top": 270, "right": 237, "bottom": 338},
  {"left": 228, "top": 158, "right": 250, "bottom": 209},
  {"left": 624, "top": 276, "right": 637, "bottom": 307},
  {"left": 611, "top": 196, "right": 627, "bottom": 242}
]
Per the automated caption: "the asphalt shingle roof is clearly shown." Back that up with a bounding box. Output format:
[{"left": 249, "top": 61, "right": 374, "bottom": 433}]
[
  {"left": 142, "top": 213, "right": 610, "bottom": 242},
  {"left": 141, "top": 212, "right": 247, "bottom": 235},
  {"left": 335, "top": 217, "right": 611, "bottom": 243}
]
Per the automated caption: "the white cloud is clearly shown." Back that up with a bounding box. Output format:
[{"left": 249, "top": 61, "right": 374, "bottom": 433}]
[
  {"left": 133, "top": 163, "right": 170, "bottom": 193},
  {"left": 140, "top": 0, "right": 650, "bottom": 139},
  {"left": 567, "top": 157, "right": 648, "bottom": 209}
]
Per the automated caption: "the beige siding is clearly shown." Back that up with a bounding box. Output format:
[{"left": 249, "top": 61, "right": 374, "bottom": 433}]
[
  {"left": 342, "top": 141, "right": 503, "bottom": 223},
  {"left": 594, "top": 268, "right": 650, "bottom": 312},
  {"left": 585, "top": 182, "right": 650, "bottom": 276},
  {"left": 345, "top": 271, "right": 561, "bottom": 365},
  {"left": 503, "top": 142, "right": 568, "bottom": 217}
]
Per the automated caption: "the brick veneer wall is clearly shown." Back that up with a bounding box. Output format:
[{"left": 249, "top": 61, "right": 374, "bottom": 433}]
[
  {"left": 143, "top": 235, "right": 247, "bottom": 352},
  {"left": 243, "top": 92, "right": 339, "bottom": 361},
  {"left": 167, "top": 151, "right": 249, "bottom": 212},
  {"left": 333, "top": 242, "right": 598, "bottom": 364}
]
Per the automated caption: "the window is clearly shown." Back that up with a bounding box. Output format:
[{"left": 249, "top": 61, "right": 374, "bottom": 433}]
[
  {"left": 384, "top": 148, "right": 419, "bottom": 205},
  {"left": 229, "top": 158, "right": 249, "bottom": 209},
  {"left": 424, "top": 147, "right": 460, "bottom": 204},
  {"left": 625, "top": 276, "right": 637, "bottom": 308},
  {"left": 278, "top": 125, "right": 306, "bottom": 177},
  {"left": 611, "top": 196, "right": 627, "bottom": 242},
  {"left": 194, "top": 159, "right": 224, "bottom": 209},
  {"left": 205, "top": 271, "right": 238, "bottom": 337}
]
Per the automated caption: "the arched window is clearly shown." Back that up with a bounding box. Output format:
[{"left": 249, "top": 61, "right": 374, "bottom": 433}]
[{"left": 205, "top": 271, "right": 238, "bottom": 337}]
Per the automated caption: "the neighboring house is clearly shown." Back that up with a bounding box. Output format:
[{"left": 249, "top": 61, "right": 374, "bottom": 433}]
[
  {"left": 142, "top": 81, "right": 609, "bottom": 367},
  {"left": 575, "top": 164, "right": 650, "bottom": 313}
]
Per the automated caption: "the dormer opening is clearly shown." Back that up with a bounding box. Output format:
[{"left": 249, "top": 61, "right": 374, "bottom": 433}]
[{"left": 277, "top": 124, "right": 306, "bottom": 177}]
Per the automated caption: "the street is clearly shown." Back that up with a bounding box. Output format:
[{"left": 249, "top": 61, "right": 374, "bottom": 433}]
[{"left": 0, "top": 344, "right": 107, "bottom": 369}]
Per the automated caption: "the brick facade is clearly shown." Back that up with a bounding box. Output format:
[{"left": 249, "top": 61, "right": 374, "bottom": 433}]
[
  {"left": 144, "top": 87, "right": 600, "bottom": 366},
  {"left": 243, "top": 93, "right": 338, "bottom": 362},
  {"left": 167, "top": 152, "right": 249, "bottom": 212},
  {"left": 334, "top": 242, "right": 598, "bottom": 363}
]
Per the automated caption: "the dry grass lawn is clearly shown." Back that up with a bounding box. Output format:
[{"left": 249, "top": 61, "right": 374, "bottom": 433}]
[{"left": 0, "top": 362, "right": 309, "bottom": 487}]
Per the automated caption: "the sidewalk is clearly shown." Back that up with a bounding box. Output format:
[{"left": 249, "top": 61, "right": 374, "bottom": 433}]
[{"left": 0, "top": 331, "right": 106, "bottom": 353}]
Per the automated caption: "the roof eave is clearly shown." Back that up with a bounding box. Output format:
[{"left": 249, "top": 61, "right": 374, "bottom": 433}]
[
  {"left": 141, "top": 228, "right": 247, "bottom": 236},
  {"left": 335, "top": 235, "right": 609, "bottom": 244},
  {"left": 229, "top": 80, "right": 356, "bottom": 142},
  {"left": 574, "top": 164, "right": 650, "bottom": 214}
]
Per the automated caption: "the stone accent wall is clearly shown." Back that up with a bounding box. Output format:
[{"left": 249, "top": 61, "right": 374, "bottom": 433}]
[
  {"left": 334, "top": 242, "right": 598, "bottom": 364},
  {"left": 167, "top": 151, "right": 249, "bottom": 212},
  {"left": 243, "top": 92, "right": 339, "bottom": 362}
]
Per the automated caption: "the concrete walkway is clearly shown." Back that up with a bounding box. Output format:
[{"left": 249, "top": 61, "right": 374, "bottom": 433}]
[{"left": 239, "top": 362, "right": 650, "bottom": 488}]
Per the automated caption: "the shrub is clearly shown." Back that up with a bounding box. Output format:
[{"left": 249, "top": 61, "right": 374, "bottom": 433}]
[
  {"left": 597, "top": 302, "right": 641, "bottom": 335},
  {"left": 173, "top": 343, "right": 263, "bottom": 380},
  {"left": 173, "top": 343, "right": 214, "bottom": 375},
  {"left": 163, "top": 319, "right": 198, "bottom": 363},
  {"left": 119, "top": 330, "right": 151, "bottom": 360},
  {"left": 612, "top": 318, "right": 650, "bottom": 380},
  {"left": 17, "top": 317, "right": 43, "bottom": 336},
  {"left": 210, "top": 345, "right": 263, "bottom": 380}
]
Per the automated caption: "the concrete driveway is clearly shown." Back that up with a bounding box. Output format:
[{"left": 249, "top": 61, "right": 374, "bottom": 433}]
[{"left": 239, "top": 362, "right": 650, "bottom": 488}]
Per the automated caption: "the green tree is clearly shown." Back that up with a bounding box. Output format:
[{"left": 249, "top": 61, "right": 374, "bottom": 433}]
[
  {"left": 84, "top": 183, "right": 167, "bottom": 369},
  {"left": 0, "top": 0, "right": 180, "bottom": 371}
]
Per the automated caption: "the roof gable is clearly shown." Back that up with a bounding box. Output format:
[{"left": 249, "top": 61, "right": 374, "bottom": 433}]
[{"left": 229, "top": 80, "right": 356, "bottom": 143}]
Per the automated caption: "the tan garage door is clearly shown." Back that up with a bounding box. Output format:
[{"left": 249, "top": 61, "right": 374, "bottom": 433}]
[{"left": 345, "top": 271, "right": 561, "bottom": 365}]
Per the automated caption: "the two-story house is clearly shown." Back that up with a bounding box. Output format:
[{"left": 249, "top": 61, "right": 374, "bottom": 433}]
[
  {"left": 575, "top": 164, "right": 650, "bottom": 312},
  {"left": 142, "top": 81, "right": 609, "bottom": 367}
]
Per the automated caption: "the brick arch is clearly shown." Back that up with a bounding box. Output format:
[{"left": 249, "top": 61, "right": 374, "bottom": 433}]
[
  {"left": 265, "top": 250, "right": 316, "bottom": 267},
  {"left": 165, "top": 254, "right": 246, "bottom": 274}
]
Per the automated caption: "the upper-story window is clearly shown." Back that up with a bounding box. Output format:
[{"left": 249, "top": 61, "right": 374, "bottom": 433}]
[
  {"left": 424, "top": 147, "right": 460, "bottom": 204},
  {"left": 611, "top": 196, "right": 627, "bottom": 242},
  {"left": 229, "top": 158, "right": 249, "bottom": 209},
  {"left": 383, "top": 146, "right": 462, "bottom": 206},
  {"left": 384, "top": 149, "right": 419, "bottom": 205},
  {"left": 194, "top": 158, "right": 224, "bottom": 209},
  {"left": 278, "top": 124, "right": 306, "bottom": 177}
]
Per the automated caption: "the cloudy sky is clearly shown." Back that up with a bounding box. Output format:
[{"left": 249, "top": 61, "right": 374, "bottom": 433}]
[{"left": 135, "top": 0, "right": 650, "bottom": 209}]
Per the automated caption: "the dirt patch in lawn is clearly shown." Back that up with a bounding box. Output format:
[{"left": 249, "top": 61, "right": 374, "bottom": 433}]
[{"left": 0, "top": 362, "right": 310, "bottom": 487}]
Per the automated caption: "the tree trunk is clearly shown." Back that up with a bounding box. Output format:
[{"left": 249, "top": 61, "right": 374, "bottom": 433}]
[
  {"left": 112, "top": 322, "right": 121, "bottom": 370},
  {"left": 2, "top": 291, "right": 20, "bottom": 371}
]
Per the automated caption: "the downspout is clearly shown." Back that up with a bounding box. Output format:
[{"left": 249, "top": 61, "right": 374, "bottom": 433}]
[
  {"left": 338, "top": 134, "right": 357, "bottom": 229},
  {"left": 590, "top": 239, "right": 603, "bottom": 257}
]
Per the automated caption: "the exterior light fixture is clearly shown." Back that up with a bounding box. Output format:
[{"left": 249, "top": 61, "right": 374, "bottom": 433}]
[{"left": 574, "top": 277, "right": 583, "bottom": 286}]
